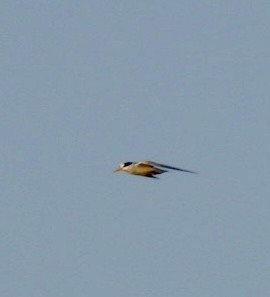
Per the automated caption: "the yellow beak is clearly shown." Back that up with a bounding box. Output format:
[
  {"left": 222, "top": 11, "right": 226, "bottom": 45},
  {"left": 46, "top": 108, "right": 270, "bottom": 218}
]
[{"left": 114, "top": 167, "right": 121, "bottom": 172}]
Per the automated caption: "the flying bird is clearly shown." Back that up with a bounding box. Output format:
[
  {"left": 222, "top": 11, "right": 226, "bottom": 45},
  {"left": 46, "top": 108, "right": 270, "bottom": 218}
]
[{"left": 114, "top": 160, "right": 196, "bottom": 178}]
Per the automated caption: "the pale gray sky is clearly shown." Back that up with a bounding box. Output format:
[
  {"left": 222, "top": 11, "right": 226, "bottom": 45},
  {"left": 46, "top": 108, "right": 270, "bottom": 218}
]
[{"left": 1, "top": 1, "right": 270, "bottom": 296}]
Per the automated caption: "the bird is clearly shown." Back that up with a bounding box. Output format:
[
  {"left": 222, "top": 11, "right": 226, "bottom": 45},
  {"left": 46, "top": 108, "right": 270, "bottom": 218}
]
[{"left": 114, "top": 160, "right": 196, "bottom": 178}]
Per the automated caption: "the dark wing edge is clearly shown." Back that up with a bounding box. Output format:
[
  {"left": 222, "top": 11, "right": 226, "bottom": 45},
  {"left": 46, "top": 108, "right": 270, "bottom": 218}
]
[
  {"left": 144, "top": 174, "right": 159, "bottom": 179},
  {"left": 142, "top": 160, "right": 197, "bottom": 174}
]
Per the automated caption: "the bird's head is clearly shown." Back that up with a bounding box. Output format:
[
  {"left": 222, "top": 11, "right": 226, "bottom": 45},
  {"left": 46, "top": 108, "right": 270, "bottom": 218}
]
[{"left": 114, "top": 162, "right": 133, "bottom": 172}]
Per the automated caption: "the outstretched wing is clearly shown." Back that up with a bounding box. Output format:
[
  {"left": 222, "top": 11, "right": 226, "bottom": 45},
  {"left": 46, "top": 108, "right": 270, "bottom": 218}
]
[
  {"left": 141, "top": 160, "right": 196, "bottom": 173},
  {"left": 136, "top": 162, "right": 155, "bottom": 169},
  {"left": 135, "top": 162, "right": 167, "bottom": 175}
]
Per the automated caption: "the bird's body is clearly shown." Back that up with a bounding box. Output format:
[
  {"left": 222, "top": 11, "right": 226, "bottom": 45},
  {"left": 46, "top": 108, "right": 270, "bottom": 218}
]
[{"left": 114, "top": 160, "right": 195, "bottom": 178}]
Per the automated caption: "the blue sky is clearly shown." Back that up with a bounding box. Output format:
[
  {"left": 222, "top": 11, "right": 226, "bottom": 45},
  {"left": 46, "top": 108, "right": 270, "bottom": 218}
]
[{"left": 1, "top": 1, "right": 270, "bottom": 296}]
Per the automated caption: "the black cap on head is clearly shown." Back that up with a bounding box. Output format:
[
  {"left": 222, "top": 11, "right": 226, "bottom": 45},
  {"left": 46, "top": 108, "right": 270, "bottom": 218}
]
[{"left": 123, "top": 162, "right": 133, "bottom": 167}]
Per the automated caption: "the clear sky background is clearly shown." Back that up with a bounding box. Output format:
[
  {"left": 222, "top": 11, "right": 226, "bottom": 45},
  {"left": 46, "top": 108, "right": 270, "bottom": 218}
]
[{"left": 1, "top": 1, "right": 270, "bottom": 296}]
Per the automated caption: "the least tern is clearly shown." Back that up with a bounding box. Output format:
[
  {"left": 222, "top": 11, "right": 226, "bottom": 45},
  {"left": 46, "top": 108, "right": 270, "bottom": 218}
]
[{"left": 114, "top": 160, "right": 196, "bottom": 178}]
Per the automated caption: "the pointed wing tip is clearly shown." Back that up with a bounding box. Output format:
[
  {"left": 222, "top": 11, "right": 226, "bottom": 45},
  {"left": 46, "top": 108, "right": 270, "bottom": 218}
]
[{"left": 185, "top": 170, "right": 197, "bottom": 174}]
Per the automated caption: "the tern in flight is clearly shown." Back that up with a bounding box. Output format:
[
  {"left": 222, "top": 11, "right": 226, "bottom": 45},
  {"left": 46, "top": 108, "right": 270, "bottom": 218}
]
[{"left": 114, "top": 160, "right": 196, "bottom": 178}]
